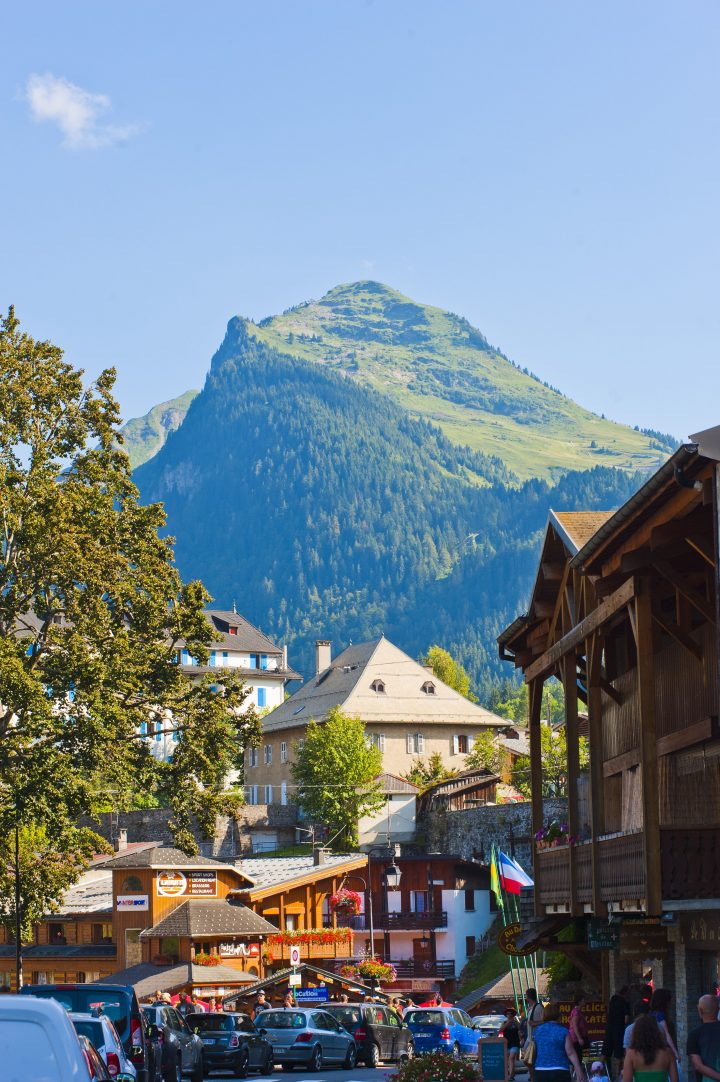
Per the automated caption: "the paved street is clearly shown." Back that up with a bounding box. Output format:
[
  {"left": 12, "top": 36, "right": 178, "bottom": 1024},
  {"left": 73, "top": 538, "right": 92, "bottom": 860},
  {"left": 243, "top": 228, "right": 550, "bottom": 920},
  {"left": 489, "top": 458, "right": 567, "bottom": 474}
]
[{"left": 223, "top": 1072, "right": 398, "bottom": 1081}]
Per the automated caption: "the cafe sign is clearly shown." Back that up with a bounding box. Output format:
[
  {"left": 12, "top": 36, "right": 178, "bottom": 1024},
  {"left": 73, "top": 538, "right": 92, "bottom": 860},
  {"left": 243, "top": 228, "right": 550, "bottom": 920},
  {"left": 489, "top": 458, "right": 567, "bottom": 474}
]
[
  {"left": 219, "top": 941, "right": 260, "bottom": 958},
  {"left": 498, "top": 922, "right": 535, "bottom": 957},
  {"left": 681, "top": 914, "right": 720, "bottom": 951},
  {"left": 619, "top": 919, "right": 668, "bottom": 959},
  {"left": 156, "top": 870, "right": 217, "bottom": 897}
]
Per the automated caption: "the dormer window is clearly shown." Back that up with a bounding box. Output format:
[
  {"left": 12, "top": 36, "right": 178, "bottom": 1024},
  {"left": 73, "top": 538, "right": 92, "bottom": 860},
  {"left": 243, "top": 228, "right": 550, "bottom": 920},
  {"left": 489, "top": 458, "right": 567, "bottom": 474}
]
[
  {"left": 229, "top": 626, "right": 238, "bottom": 635},
  {"left": 371, "top": 679, "right": 386, "bottom": 694},
  {"left": 421, "top": 681, "right": 436, "bottom": 695}
]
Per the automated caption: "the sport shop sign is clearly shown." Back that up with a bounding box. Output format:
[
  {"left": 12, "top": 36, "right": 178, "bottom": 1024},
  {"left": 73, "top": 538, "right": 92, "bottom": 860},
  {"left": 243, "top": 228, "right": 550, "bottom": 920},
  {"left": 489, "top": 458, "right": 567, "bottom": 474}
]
[
  {"left": 156, "top": 870, "right": 217, "bottom": 898},
  {"left": 219, "top": 941, "right": 261, "bottom": 959}
]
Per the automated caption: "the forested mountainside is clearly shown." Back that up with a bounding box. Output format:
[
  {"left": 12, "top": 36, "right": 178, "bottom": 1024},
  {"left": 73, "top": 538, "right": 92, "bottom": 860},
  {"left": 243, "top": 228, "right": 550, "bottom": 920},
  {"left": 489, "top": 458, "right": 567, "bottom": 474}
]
[
  {"left": 134, "top": 314, "right": 646, "bottom": 696},
  {"left": 120, "top": 390, "right": 198, "bottom": 468}
]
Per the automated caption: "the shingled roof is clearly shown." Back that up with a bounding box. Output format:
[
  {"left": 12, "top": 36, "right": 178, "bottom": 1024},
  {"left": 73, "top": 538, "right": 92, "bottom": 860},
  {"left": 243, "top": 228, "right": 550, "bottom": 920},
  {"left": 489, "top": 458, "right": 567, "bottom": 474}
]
[
  {"left": 549, "top": 510, "right": 615, "bottom": 556},
  {"left": 101, "top": 847, "right": 247, "bottom": 877},
  {"left": 97, "top": 962, "right": 258, "bottom": 997},
  {"left": 139, "top": 900, "right": 278, "bottom": 939}
]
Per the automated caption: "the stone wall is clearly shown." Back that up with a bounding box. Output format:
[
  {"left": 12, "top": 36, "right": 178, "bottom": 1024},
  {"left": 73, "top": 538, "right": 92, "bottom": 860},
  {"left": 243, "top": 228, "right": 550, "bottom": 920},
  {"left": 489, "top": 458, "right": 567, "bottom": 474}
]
[
  {"left": 82, "top": 804, "right": 298, "bottom": 860},
  {"left": 422, "top": 798, "right": 568, "bottom": 869}
]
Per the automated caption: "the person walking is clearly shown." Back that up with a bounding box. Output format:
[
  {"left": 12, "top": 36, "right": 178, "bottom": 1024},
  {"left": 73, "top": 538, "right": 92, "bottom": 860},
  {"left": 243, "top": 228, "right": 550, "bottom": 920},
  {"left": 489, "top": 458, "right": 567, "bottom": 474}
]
[
  {"left": 525, "top": 987, "right": 544, "bottom": 1082},
  {"left": 622, "top": 1013, "right": 678, "bottom": 1082},
  {"left": 500, "top": 1006, "right": 521, "bottom": 1080},
  {"left": 650, "top": 989, "right": 680, "bottom": 1064},
  {"left": 534, "top": 1001, "right": 584, "bottom": 1082},
  {"left": 570, "top": 993, "right": 590, "bottom": 1062},
  {"left": 687, "top": 994, "right": 720, "bottom": 1082},
  {"left": 604, "top": 987, "right": 631, "bottom": 1081},
  {"left": 253, "top": 990, "right": 270, "bottom": 1019},
  {"left": 625, "top": 1003, "right": 651, "bottom": 1055}
]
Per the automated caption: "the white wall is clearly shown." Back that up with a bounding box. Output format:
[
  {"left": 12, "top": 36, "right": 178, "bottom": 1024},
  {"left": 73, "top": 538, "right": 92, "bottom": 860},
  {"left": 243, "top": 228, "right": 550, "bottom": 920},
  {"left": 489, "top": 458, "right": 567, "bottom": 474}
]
[
  {"left": 358, "top": 794, "right": 417, "bottom": 846},
  {"left": 436, "top": 889, "right": 493, "bottom": 973}
]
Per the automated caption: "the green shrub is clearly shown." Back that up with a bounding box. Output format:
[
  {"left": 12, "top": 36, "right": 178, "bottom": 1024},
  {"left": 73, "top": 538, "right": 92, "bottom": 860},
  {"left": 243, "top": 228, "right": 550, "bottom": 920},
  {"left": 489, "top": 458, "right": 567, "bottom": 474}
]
[{"left": 389, "top": 1051, "right": 482, "bottom": 1082}]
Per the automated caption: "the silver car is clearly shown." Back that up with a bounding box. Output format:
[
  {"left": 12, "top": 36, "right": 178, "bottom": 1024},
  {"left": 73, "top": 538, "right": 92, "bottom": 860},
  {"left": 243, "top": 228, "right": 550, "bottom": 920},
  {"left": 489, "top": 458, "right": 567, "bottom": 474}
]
[{"left": 256, "top": 1007, "right": 358, "bottom": 1071}]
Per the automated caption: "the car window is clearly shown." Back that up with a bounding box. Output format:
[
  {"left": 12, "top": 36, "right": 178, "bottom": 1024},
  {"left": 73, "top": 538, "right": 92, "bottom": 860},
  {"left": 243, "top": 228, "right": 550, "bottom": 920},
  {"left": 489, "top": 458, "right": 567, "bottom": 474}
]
[
  {"left": 166, "top": 1008, "right": 184, "bottom": 1030},
  {"left": 388, "top": 1011, "right": 402, "bottom": 1028},
  {"left": 187, "top": 1013, "right": 234, "bottom": 1032},
  {"left": 405, "top": 1010, "right": 444, "bottom": 1026},
  {"left": 367, "top": 1006, "right": 388, "bottom": 1025},
  {"left": 73, "top": 1020, "right": 105, "bottom": 1047},
  {"left": 236, "top": 1016, "right": 257, "bottom": 1034},
  {"left": 261, "top": 1011, "right": 307, "bottom": 1028},
  {"left": 460, "top": 1011, "right": 473, "bottom": 1027},
  {"left": 311, "top": 1012, "right": 333, "bottom": 1030}
]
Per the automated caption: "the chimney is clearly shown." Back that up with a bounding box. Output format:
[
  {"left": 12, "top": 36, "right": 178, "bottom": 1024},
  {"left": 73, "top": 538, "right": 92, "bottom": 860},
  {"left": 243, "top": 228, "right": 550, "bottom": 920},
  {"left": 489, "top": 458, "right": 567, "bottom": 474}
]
[
  {"left": 282, "top": 644, "right": 288, "bottom": 671},
  {"left": 114, "top": 829, "right": 128, "bottom": 853},
  {"left": 315, "top": 640, "right": 332, "bottom": 675},
  {"left": 313, "top": 847, "right": 332, "bottom": 866}
]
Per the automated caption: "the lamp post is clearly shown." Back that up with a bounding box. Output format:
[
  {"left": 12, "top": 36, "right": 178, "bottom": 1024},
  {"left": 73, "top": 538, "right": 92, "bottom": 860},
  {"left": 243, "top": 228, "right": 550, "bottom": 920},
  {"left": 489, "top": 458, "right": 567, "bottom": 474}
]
[
  {"left": 14, "top": 813, "right": 21, "bottom": 991},
  {"left": 365, "top": 846, "right": 402, "bottom": 963}
]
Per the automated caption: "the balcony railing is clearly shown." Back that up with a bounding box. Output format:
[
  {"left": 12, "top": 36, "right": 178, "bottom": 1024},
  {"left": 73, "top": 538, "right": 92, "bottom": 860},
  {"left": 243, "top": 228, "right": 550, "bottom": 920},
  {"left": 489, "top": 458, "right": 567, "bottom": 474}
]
[
  {"left": 271, "top": 940, "right": 353, "bottom": 961},
  {"left": 331, "top": 958, "right": 455, "bottom": 979},
  {"left": 325, "top": 911, "right": 448, "bottom": 931}
]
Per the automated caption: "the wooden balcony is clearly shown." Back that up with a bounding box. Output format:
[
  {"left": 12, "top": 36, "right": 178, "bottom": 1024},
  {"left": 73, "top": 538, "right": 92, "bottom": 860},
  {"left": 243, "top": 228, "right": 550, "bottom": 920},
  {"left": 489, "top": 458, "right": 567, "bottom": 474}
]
[
  {"left": 272, "top": 940, "right": 354, "bottom": 961},
  {"left": 537, "top": 828, "right": 720, "bottom": 911},
  {"left": 327, "top": 911, "right": 448, "bottom": 931}
]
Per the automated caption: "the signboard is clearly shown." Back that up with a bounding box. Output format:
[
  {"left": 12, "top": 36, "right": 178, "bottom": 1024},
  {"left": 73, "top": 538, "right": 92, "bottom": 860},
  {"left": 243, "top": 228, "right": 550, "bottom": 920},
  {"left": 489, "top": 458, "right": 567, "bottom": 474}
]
[
  {"left": 219, "top": 941, "right": 260, "bottom": 958},
  {"left": 117, "top": 895, "right": 149, "bottom": 911},
  {"left": 295, "top": 987, "right": 329, "bottom": 1002},
  {"left": 682, "top": 913, "right": 720, "bottom": 951},
  {"left": 156, "top": 870, "right": 217, "bottom": 897},
  {"left": 557, "top": 1001, "right": 607, "bottom": 1043},
  {"left": 479, "top": 1037, "right": 507, "bottom": 1082},
  {"left": 288, "top": 973, "right": 302, "bottom": 987},
  {"left": 289, "top": 945, "right": 301, "bottom": 967},
  {"left": 587, "top": 918, "right": 621, "bottom": 951},
  {"left": 619, "top": 919, "right": 668, "bottom": 959},
  {"left": 498, "top": 922, "right": 535, "bottom": 957}
]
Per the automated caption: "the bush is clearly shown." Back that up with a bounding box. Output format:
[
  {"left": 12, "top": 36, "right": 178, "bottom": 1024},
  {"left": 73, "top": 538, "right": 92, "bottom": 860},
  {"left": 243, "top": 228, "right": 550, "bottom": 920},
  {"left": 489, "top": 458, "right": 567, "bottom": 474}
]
[{"left": 389, "top": 1051, "right": 481, "bottom": 1082}]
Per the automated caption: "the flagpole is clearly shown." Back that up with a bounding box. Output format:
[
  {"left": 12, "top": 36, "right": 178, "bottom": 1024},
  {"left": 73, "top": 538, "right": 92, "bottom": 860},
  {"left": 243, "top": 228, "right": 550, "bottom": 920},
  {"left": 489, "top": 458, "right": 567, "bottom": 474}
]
[{"left": 493, "top": 844, "right": 521, "bottom": 1013}]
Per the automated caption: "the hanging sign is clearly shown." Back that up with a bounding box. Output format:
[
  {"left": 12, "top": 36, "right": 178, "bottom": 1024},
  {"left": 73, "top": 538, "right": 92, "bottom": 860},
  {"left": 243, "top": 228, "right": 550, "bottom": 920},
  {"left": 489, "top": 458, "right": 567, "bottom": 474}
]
[
  {"left": 156, "top": 870, "right": 217, "bottom": 897},
  {"left": 587, "top": 918, "right": 620, "bottom": 951},
  {"left": 498, "top": 922, "right": 534, "bottom": 957}
]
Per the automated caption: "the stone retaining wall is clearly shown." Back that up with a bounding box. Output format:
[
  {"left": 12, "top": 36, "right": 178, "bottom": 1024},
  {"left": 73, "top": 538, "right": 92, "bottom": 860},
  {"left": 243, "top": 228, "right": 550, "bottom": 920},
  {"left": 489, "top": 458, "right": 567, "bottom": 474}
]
[{"left": 422, "top": 797, "right": 568, "bottom": 868}]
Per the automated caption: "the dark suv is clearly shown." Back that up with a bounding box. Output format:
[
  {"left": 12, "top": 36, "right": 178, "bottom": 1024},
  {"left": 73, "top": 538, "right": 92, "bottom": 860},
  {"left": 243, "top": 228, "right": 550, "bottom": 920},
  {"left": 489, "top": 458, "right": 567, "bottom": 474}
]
[
  {"left": 21, "top": 983, "right": 153, "bottom": 1082},
  {"left": 186, "top": 1011, "right": 273, "bottom": 1077},
  {"left": 324, "top": 1002, "right": 413, "bottom": 1067},
  {"left": 141, "top": 1002, "right": 203, "bottom": 1082}
]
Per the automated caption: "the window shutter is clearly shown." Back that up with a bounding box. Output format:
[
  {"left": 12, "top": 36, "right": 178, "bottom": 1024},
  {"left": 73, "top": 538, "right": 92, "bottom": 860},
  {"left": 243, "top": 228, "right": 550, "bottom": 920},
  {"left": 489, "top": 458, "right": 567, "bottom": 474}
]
[
  {"left": 406, "top": 734, "right": 413, "bottom": 754},
  {"left": 379, "top": 734, "right": 386, "bottom": 753},
  {"left": 467, "top": 734, "right": 474, "bottom": 751},
  {"left": 452, "top": 735, "right": 459, "bottom": 755},
  {"left": 281, "top": 782, "right": 287, "bottom": 806},
  {"left": 417, "top": 733, "right": 424, "bottom": 753}
]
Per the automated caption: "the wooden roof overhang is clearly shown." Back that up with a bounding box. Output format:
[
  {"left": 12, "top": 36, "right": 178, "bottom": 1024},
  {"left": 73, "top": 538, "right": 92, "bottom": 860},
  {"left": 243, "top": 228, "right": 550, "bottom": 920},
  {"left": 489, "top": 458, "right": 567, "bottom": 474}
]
[{"left": 231, "top": 855, "right": 368, "bottom": 904}]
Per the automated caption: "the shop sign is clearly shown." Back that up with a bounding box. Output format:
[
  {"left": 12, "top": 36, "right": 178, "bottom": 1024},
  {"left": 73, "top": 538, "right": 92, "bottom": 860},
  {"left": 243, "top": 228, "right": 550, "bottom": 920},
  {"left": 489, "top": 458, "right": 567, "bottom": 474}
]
[
  {"left": 681, "top": 913, "right": 720, "bottom": 951},
  {"left": 156, "top": 870, "right": 217, "bottom": 897},
  {"left": 219, "top": 941, "right": 260, "bottom": 958},
  {"left": 498, "top": 922, "right": 535, "bottom": 957},
  {"left": 411, "top": 979, "right": 436, "bottom": 991},
  {"left": 619, "top": 919, "right": 668, "bottom": 959},
  {"left": 117, "top": 895, "right": 149, "bottom": 911},
  {"left": 587, "top": 918, "right": 620, "bottom": 951},
  {"left": 295, "top": 987, "right": 329, "bottom": 1002},
  {"left": 557, "top": 1001, "right": 607, "bottom": 1043}
]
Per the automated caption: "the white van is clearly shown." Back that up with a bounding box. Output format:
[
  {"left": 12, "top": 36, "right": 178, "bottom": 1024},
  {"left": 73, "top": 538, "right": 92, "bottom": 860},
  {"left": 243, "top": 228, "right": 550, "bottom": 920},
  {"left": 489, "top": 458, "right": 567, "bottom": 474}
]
[{"left": 0, "top": 993, "right": 98, "bottom": 1081}]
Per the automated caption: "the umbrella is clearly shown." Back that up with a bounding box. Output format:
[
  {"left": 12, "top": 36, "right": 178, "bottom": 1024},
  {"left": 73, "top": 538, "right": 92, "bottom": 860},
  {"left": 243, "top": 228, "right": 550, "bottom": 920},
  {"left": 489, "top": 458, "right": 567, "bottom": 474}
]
[{"left": 419, "top": 999, "right": 453, "bottom": 1007}]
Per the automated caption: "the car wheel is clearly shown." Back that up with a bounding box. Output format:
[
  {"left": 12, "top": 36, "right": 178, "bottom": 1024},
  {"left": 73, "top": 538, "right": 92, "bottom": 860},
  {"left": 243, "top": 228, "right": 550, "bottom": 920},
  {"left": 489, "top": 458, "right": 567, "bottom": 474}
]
[
  {"left": 234, "top": 1049, "right": 250, "bottom": 1078},
  {"left": 263, "top": 1051, "right": 274, "bottom": 1074},
  {"left": 309, "top": 1045, "right": 322, "bottom": 1071},
  {"left": 400, "top": 1042, "right": 414, "bottom": 1065},
  {"left": 344, "top": 1044, "right": 357, "bottom": 1070},
  {"left": 452, "top": 1041, "right": 461, "bottom": 1059},
  {"left": 189, "top": 1051, "right": 204, "bottom": 1082},
  {"left": 366, "top": 1042, "right": 381, "bottom": 1068}
]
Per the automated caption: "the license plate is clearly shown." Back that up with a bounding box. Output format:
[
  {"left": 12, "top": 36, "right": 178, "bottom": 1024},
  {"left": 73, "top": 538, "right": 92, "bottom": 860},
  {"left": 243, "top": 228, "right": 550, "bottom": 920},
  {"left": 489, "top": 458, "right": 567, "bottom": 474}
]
[
  {"left": 273, "top": 1045, "right": 285, "bottom": 1053},
  {"left": 203, "top": 1038, "right": 215, "bottom": 1045},
  {"left": 416, "top": 1032, "right": 430, "bottom": 1038}
]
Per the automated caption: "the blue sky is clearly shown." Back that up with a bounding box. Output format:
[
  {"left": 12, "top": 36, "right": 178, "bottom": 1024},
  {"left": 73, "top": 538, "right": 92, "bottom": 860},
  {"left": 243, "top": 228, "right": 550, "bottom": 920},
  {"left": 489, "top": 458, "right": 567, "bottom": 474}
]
[{"left": 1, "top": 1, "right": 718, "bottom": 440}]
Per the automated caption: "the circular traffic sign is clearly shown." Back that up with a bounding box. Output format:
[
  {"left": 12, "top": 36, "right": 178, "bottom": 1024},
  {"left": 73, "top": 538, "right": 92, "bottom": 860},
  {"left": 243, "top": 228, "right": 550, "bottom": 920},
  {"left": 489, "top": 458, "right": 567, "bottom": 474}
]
[{"left": 289, "top": 945, "right": 301, "bottom": 967}]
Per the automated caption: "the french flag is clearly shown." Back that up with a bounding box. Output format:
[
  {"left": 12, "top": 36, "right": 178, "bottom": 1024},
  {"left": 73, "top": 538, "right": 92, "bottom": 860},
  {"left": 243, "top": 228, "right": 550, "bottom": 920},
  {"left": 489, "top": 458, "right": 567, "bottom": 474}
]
[{"left": 498, "top": 851, "right": 534, "bottom": 895}]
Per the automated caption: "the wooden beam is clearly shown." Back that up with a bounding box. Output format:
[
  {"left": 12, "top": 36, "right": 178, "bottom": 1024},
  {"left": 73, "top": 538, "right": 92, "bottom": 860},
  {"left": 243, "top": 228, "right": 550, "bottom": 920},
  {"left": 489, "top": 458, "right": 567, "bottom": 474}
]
[
  {"left": 528, "top": 678, "right": 545, "bottom": 918},
  {"left": 524, "top": 577, "right": 636, "bottom": 683},
  {"left": 656, "top": 716, "right": 718, "bottom": 757},
  {"left": 651, "top": 611, "right": 703, "bottom": 662},
  {"left": 587, "top": 634, "right": 606, "bottom": 915},
  {"left": 654, "top": 560, "right": 716, "bottom": 625},
  {"left": 635, "top": 579, "right": 662, "bottom": 915},
  {"left": 547, "top": 563, "right": 572, "bottom": 646},
  {"left": 562, "top": 654, "right": 580, "bottom": 917},
  {"left": 578, "top": 661, "right": 623, "bottom": 705},
  {"left": 685, "top": 536, "right": 715, "bottom": 568},
  {"left": 603, "top": 747, "right": 641, "bottom": 777}
]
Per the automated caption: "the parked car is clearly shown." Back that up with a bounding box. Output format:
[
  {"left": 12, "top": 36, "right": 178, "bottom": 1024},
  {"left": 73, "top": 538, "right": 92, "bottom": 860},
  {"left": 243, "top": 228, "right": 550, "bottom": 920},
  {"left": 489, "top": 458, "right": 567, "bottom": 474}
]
[
  {"left": 186, "top": 1011, "right": 273, "bottom": 1076},
  {"left": 0, "top": 994, "right": 133, "bottom": 1082},
  {"left": 472, "top": 1013, "right": 507, "bottom": 1038},
  {"left": 324, "top": 1002, "right": 413, "bottom": 1067},
  {"left": 21, "top": 982, "right": 152, "bottom": 1082},
  {"left": 404, "top": 1006, "right": 478, "bottom": 1058},
  {"left": 256, "top": 1007, "right": 358, "bottom": 1071},
  {"left": 140, "top": 1002, "right": 203, "bottom": 1081},
  {"left": 70, "top": 1011, "right": 138, "bottom": 1079}
]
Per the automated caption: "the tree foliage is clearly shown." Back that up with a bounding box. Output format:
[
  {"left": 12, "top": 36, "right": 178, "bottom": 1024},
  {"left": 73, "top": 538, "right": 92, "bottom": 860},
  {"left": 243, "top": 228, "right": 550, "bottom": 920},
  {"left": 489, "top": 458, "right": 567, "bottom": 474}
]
[
  {"left": 487, "top": 679, "right": 565, "bottom": 725},
  {"left": 421, "top": 646, "right": 477, "bottom": 701},
  {"left": 511, "top": 724, "right": 589, "bottom": 797},
  {"left": 465, "top": 731, "right": 502, "bottom": 775},
  {"left": 0, "top": 308, "right": 260, "bottom": 867},
  {"left": 291, "top": 708, "right": 384, "bottom": 848},
  {"left": 404, "top": 751, "right": 457, "bottom": 790}
]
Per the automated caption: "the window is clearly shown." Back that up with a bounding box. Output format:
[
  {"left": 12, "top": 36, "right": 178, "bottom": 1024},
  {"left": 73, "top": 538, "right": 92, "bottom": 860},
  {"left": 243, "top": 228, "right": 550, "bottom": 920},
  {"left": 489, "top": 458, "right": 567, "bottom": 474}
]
[
  {"left": 466, "top": 934, "right": 476, "bottom": 957},
  {"left": 264, "top": 784, "right": 273, "bottom": 804},
  {"left": 49, "top": 923, "right": 66, "bottom": 944},
  {"left": 121, "top": 875, "right": 143, "bottom": 893},
  {"left": 421, "top": 681, "right": 436, "bottom": 695},
  {"left": 209, "top": 651, "right": 216, "bottom": 667},
  {"left": 464, "top": 888, "right": 475, "bottom": 912},
  {"left": 453, "top": 734, "right": 469, "bottom": 755},
  {"left": 229, "top": 625, "right": 238, "bottom": 636},
  {"left": 261, "top": 655, "right": 268, "bottom": 671},
  {"left": 155, "top": 720, "right": 162, "bottom": 742},
  {"left": 411, "top": 891, "right": 429, "bottom": 913},
  {"left": 280, "top": 741, "right": 288, "bottom": 763},
  {"left": 264, "top": 744, "right": 272, "bottom": 765},
  {"left": 285, "top": 914, "right": 297, "bottom": 931},
  {"left": 406, "top": 733, "right": 424, "bottom": 754},
  {"left": 249, "top": 747, "right": 258, "bottom": 768},
  {"left": 257, "top": 687, "right": 267, "bottom": 708},
  {"left": 91, "top": 923, "right": 113, "bottom": 944},
  {"left": 246, "top": 785, "right": 259, "bottom": 805},
  {"left": 281, "top": 782, "right": 287, "bottom": 806},
  {"left": 371, "top": 679, "right": 385, "bottom": 693},
  {"left": 368, "top": 732, "right": 385, "bottom": 752}
]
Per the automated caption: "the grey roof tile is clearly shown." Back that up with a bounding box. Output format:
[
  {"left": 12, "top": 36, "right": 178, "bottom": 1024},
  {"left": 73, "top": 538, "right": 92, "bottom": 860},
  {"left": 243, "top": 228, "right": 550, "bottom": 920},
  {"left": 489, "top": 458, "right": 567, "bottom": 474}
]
[
  {"left": 233, "top": 853, "right": 365, "bottom": 891},
  {"left": 138, "top": 900, "right": 278, "bottom": 938}
]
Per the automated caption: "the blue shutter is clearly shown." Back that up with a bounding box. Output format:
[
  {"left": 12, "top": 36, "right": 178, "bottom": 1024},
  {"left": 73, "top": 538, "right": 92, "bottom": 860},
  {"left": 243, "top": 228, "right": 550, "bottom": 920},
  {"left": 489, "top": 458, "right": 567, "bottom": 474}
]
[
  {"left": 209, "top": 652, "right": 215, "bottom": 668},
  {"left": 258, "top": 688, "right": 266, "bottom": 708},
  {"left": 261, "top": 655, "right": 268, "bottom": 671}
]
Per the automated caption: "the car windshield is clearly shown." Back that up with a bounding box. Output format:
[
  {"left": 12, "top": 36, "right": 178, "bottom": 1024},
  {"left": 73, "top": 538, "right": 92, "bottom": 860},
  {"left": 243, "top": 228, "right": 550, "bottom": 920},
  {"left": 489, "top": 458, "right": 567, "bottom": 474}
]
[
  {"left": 30, "top": 989, "right": 129, "bottom": 1037},
  {"left": 475, "top": 1015, "right": 505, "bottom": 1027},
  {"left": 405, "top": 1010, "right": 445, "bottom": 1026},
  {"left": 261, "top": 1011, "right": 307, "bottom": 1029},
  {"left": 187, "top": 1014, "right": 235, "bottom": 1032},
  {"left": 72, "top": 1020, "right": 105, "bottom": 1046},
  {"left": 328, "top": 1007, "right": 361, "bottom": 1029}
]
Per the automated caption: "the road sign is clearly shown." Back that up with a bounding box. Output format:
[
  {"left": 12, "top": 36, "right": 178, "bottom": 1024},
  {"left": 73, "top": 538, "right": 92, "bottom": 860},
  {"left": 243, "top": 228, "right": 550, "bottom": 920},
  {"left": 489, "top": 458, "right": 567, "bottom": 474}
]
[
  {"left": 288, "top": 973, "right": 302, "bottom": 987},
  {"left": 289, "top": 945, "right": 301, "bottom": 967}
]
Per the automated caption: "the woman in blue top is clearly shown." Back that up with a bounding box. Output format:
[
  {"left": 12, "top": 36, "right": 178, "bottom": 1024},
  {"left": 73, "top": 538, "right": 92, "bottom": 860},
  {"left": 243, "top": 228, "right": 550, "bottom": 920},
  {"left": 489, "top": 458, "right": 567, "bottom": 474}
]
[{"left": 534, "top": 1002, "right": 584, "bottom": 1082}]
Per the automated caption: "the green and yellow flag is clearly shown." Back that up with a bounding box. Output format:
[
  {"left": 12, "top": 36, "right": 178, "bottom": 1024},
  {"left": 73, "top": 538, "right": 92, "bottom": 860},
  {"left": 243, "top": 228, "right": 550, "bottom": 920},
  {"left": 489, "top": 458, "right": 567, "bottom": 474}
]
[{"left": 490, "top": 849, "right": 504, "bottom": 909}]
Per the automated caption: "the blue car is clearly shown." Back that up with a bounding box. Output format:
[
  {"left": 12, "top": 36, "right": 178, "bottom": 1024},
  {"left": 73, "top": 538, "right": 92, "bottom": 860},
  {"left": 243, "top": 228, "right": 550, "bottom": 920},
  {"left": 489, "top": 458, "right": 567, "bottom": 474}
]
[{"left": 404, "top": 1007, "right": 478, "bottom": 1058}]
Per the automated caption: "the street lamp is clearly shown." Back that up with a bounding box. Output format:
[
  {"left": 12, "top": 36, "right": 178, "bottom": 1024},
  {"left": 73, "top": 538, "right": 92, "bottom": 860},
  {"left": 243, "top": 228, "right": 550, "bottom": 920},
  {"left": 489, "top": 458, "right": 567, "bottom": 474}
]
[{"left": 383, "top": 862, "right": 402, "bottom": 891}]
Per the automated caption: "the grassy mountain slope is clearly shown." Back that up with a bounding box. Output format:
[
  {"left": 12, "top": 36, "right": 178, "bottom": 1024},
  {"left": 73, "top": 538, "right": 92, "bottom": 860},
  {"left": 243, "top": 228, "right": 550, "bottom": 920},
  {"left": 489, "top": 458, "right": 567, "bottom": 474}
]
[
  {"left": 245, "top": 281, "right": 674, "bottom": 481},
  {"left": 134, "top": 318, "right": 644, "bottom": 693},
  {"left": 120, "top": 390, "right": 199, "bottom": 468}
]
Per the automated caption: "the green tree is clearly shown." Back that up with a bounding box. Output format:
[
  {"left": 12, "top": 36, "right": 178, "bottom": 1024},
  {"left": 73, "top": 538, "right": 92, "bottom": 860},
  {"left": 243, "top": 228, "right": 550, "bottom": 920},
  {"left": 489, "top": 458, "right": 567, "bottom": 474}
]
[
  {"left": 465, "top": 731, "right": 502, "bottom": 774},
  {"left": 511, "top": 725, "right": 589, "bottom": 797},
  {"left": 0, "top": 307, "right": 260, "bottom": 872},
  {"left": 0, "top": 823, "right": 110, "bottom": 942},
  {"left": 404, "top": 751, "right": 458, "bottom": 790},
  {"left": 489, "top": 679, "right": 565, "bottom": 724},
  {"left": 291, "top": 709, "right": 384, "bottom": 848},
  {"left": 422, "top": 645, "right": 478, "bottom": 701}
]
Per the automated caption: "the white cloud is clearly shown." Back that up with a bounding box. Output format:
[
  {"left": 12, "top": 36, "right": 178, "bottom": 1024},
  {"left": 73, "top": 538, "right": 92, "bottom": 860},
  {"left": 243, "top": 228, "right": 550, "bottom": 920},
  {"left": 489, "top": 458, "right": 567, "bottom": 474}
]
[{"left": 23, "top": 73, "right": 140, "bottom": 149}]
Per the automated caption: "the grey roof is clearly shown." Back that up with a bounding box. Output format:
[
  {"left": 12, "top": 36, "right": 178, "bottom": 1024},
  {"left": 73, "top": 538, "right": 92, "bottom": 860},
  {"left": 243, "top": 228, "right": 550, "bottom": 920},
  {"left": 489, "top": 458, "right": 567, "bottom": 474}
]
[
  {"left": 221, "top": 961, "right": 390, "bottom": 1006},
  {"left": 180, "top": 663, "right": 301, "bottom": 681},
  {"left": 59, "top": 868, "right": 113, "bottom": 915},
  {"left": 234, "top": 853, "right": 366, "bottom": 891},
  {"left": 262, "top": 640, "right": 379, "bottom": 732},
  {"left": 102, "top": 846, "right": 239, "bottom": 872},
  {"left": 0, "top": 944, "right": 117, "bottom": 959},
  {"left": 499, "top": 731, "right": 530, "bottom": 756},
  {"left": 98, "top": 962, "right": 257, "bottom": 998},
  {"left": 177, "top": 610, "right": 283, "bottom": 655},
  {"left": 139, "top": 900, "right": 278, "bottom": 938}
]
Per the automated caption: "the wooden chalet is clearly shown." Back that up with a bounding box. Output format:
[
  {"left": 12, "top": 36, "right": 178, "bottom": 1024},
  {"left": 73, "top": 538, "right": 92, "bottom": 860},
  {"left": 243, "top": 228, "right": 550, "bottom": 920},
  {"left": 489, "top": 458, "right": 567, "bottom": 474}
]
[{"left": 498, "top": 427, "right": 720, "bottom": 1052}]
